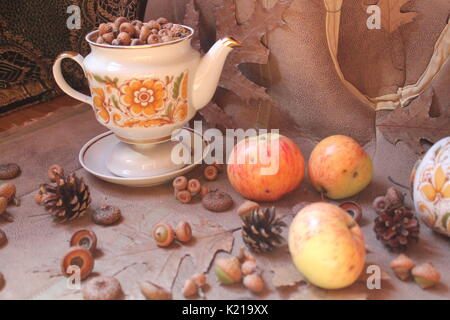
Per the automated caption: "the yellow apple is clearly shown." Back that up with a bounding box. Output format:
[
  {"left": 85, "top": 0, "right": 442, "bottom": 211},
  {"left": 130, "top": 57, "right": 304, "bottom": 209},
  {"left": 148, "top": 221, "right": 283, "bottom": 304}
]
[
  {"left": 288, "top": 202, "right": 366, "bottom": 289},
  {"left": 308, "top": 135, "right": 373, "bottom": 199}
]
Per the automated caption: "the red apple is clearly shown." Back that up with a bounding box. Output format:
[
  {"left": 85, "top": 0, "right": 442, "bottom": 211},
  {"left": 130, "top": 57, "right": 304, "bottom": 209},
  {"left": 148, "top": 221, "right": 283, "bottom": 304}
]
[{"left": 227, "top": 133, "right": 305, "bottom": 201}]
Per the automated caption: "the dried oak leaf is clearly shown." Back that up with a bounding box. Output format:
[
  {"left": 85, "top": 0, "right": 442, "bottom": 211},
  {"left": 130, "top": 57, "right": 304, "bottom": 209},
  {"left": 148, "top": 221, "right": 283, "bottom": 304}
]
[
  {"left": 183, "top": 0, "right": 201, "bottom": 51},
  {"left": 215, "top": 0, "right": 292, "bottom": 104},
  {"left": 290, "top": 284, "right": 368, "bottom": 300},
  {"left": 272, "top": 263, "right": 306, "bottom": 288},
  {"left": 375, "top": 0, "right": 418, "bottom": 33},
  {"left": 377, "top": 89, "right": 450, "bottom": 154}
]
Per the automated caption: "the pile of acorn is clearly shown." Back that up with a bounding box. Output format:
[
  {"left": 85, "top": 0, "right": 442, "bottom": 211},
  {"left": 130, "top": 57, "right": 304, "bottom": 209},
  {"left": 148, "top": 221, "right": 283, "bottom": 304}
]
[{"left": 95, "top": 16, "right": 190, "bottom": 46}]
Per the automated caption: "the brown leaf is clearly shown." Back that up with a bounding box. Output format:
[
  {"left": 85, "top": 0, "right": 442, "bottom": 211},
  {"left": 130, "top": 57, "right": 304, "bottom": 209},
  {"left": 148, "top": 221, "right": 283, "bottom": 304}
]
[
  {"left": 377, "top": 0, "right": 418, "bottom": 33},
  {"left": 272, "top": 263, "right": 306, "bottom": 287},
  {"left": 215, "top": 0, "right": 292, "bottom": 104},
  {"left": 183, "top": 0, "right": 201, "bottom": 51},
  {"left": 290, "top": 284, "right": 368, "bottom": 300},
  {"left": 95, "top": 207, "right": 234, "bottom": 294},
  {"left": 377, "top": 89, "right": 450, "bottom": 154}
]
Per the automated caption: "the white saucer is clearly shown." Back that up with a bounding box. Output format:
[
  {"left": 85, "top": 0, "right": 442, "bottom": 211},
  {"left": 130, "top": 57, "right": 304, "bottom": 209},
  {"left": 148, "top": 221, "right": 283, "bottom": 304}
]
[{"left": 79, "top": 130, "right": 210, "bottom": 187}]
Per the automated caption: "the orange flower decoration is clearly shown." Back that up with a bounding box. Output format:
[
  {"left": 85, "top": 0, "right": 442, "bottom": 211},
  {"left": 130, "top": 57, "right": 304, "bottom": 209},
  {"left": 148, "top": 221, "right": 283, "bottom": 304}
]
[
  {"left": 92, "top": 88, "right": 110, "bottom": 122},
  {"left": 420, "top": 166, "right": 450, "bottom": 202},
  {"left": 119, "top": 79, "right": 167, "bottom": 116}
]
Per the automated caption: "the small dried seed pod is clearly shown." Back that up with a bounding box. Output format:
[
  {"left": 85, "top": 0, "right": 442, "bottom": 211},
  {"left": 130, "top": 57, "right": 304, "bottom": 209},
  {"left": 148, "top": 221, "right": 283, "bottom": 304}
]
[
  {"left": 0, "top": 183, "right": 15, "bottom": 203},
  {"left": 147, "top": 20, "right": 161, "bottom": 30},
  {"left": 153, "top": 223, "right": 175, "bottom": 247},
  {"left": 200, "top": 185, "right": 209, "bottom": 198},
  {"left": 175, "top": 221, "right": 192, "bottom": 243},
  {"left": 412, "top": 263, "right": 440, "bottom": 289},
  {"left": 70, "top": 229, "right": 97, "bottom": 253},
  {"left": 139, "top": 25, "right": 152, "bottom": 42},
  {"left": 339, "top": 201, "right": 362, "bottom": 223},
  {"left": 102, "top": 32, "right": 115, "bottom": 44},
  {"left": 119, "top": 22, "right": 135, "bottom": 36},
  {"left": 176, "top": 190, "right": 192, "bottom": 204},
  {"left": 0, "top": 197, "right": 7, "bottom": 215},
  {"left": 163, "top": 22, "right": 174, "bottom": 29},
  {"left": 140, "top": 281, "right": 172, "bottom": 300},
  {"left": 114, "top": 17, "right": 128, "bottom": 27},
  {"left": 237, "top": 200, "right": 259, "bottom": 217},
  {"left": 156, "top": 17, "right": 169, "bottom": 25},
  {"left": 61, "top": 247, "right": 94, "bottom": 280},
  {"left": 0, "top": 163, "right": 21, "bottom": 180},
  {"left": 390, "top": 254, "right": 416, "bottom": 281},
  {"left": 204, "top": 165, "right": 218, "bottom": 181},
  {"left": 191, "top": 273, "right": 207, "bottom": 288},
  {"left": 183, "top": 279, "right": 197, "bottom": 297},
  {"left": 0, "top": 228, "right": 7, "bottom": 247},
  {"left": 92, "top": 205, "right": 122, "bottom": 225},
  {"left": 173, "top": 176, "right": 188, "bottom": 191},
  {"left": 161, "top": 35, "right": 172, "bottom": 43},
  {"left": 116, "top": 32, "right": 131, "bottom": 45},
  {"left": 47, "top": 164, "right": 64, "bottom": 182},
  {"left": 214, "top": 256, "right": 242, "bottom": 285},
  {"left": 241, "top": 261, "right": 257, "bottom": 275},
  {"left": 83, "top": 276, "right": 122, "bottom": 300},
  {"left": 187, "top": 179, "right": 201, "bottom": 195},
  {"left": 98, "top": 23, "right": 113, "bottom": 36},
  {"left": 147, "top": 34, "right": 160, "bottom": 44},
  {"left": 243, "top": 274, "right": 264, "bottom": 294},
  {"left": 96, "top": 36, "right": 105, "bottom": 44},
  {"left": 130, "top": 39, "right": 144, "bottom": 46}
]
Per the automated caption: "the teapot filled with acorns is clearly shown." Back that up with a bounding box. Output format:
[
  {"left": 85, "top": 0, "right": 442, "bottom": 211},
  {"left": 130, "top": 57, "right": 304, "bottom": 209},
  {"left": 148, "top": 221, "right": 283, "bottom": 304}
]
[{"left": 53, "top": 17, "right": 241, "bottom": 178}]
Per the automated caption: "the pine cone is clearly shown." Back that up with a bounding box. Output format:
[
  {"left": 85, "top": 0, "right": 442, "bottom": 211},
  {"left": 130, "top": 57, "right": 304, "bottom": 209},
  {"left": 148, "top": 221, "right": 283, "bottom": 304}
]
[
  {"left": 39, "top": 172, "right": 91, "bottom": 223},
  {"left": 241, "top": 207, "right": 286, "bottom": 253},
  {"left": 373, "top": 188, "right": 419, "bottom": 251}
]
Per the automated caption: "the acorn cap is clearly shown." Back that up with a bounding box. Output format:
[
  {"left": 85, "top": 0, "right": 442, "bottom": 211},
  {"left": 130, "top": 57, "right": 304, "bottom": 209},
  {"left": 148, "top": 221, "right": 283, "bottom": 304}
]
[
  {"left": 390, "top": 254, "right": 416, "bottom": 270},
  {"left": 237, "top": 200, "right": 260, "bottom": 217}
]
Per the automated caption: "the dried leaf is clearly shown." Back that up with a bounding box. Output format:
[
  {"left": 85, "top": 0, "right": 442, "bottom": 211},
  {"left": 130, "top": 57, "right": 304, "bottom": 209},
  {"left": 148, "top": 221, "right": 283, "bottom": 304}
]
[
  {"left": 95, "top": 207, "right": 234, "bottom": 294},
  {"left": 199, "top": 102, "right": 237, "bottom": 129},
  {"left": 215, "top": 0, "right": 292, "bottom": 104},
  {"left": 376, "top": 0, "right": 418, "bottom": 33},
  {"left": 272, "top": 263, "right": 306, "bottom": 287},
  {"left": 291, "top": 284, "right": 368, "bottom": 300},
  {"left": 183, "top": 0, "right": 201, "bottom": 51},
  {"left": 377, "top": 89, "right": 450, "bottom": 154}
]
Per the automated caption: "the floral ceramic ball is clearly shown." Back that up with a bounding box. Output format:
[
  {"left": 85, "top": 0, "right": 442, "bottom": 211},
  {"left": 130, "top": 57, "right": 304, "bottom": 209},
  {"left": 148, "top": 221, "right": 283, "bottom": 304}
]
[{"left": 411, "top": 137, "right": 450, "bottom": 237}]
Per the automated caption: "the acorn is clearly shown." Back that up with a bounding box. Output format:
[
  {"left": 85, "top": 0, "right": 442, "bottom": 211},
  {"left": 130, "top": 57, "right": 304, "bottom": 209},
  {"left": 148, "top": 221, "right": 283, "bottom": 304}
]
[
  {"left": 47, "top": 164, "right": 64, "bottom": 182},
  {"left": 412, "top": 263, "right": 440, "bottom": 289},
  {"left": 140, "top": 281, "right": 172, "bottom": 300},
  {"left": 187, "top": 179, "right": 201, "bottom": 196},
  {"left": 214, "top": 256, "right": 242, "bottom": 285},
  {"left": 203, "top": 165, "right": 218, "bottom": 181},
  {"left": 182, "top": 279, "right": 197, "bottom": 297},
  {"left": 237, "top": 200, "right": 260, "bottom": 217},
  {"left": 191, "top": 273, "right": 207, "bottom": 288},
  {"left": 241, "top": 260, "right": 257, "bottom": 276},
  {"left": 0, "top": 183, "right": 16, "bottom": 203},
  {"left": 175, "top": 221, "right": 192, "bottom": 243},
  {"left": 173, "top": 176, "right": 188, "bottom": 191},
  {"left": 153, "top": 223, "right": 174, "bottom": 247},
  {"left": 243, "top": 273, "right": 264, "bottom": 294},
  {"left": 176, "top": 190, "right": 192, "bottom": 204},
  {"left": 390, "top": 254, "right": 415, "bottom": 281},
  {"left": 339, "top": 201, "right": 362, "bottom": 223}
]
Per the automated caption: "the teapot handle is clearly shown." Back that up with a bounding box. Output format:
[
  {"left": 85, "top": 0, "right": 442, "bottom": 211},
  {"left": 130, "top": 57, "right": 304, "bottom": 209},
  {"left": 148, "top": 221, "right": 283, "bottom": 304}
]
[{"left": 52, "top": 51, "right": 92, "bottom": 105}]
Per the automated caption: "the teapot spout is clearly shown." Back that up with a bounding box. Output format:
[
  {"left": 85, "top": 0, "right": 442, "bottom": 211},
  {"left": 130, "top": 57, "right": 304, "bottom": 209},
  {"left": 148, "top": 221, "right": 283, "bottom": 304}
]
[{"left": 192, "top": 37, "right": 242, "bottom": 110}]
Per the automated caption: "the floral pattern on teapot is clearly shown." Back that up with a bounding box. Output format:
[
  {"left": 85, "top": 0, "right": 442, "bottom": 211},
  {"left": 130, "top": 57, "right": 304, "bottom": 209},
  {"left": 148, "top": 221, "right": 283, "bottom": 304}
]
[
  {"left": 413, "top": 138, "right": 450, "bottom": 236},
  {"left": 87, "top": 71, "right": 189, "bottom": 128}
]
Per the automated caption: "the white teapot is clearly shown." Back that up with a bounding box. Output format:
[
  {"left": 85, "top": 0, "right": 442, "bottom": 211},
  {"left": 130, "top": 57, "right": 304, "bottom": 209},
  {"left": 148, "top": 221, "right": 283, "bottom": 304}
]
[{"left": 53, "top": 26, "right": 241, "bottom": 144}]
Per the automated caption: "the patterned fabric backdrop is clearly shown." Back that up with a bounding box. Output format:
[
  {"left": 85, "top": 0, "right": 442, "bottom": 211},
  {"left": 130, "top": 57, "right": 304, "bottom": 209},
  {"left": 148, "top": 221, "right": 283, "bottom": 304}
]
[{"left": 0, "top": 0, "right": 147, "bottom": 114}]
